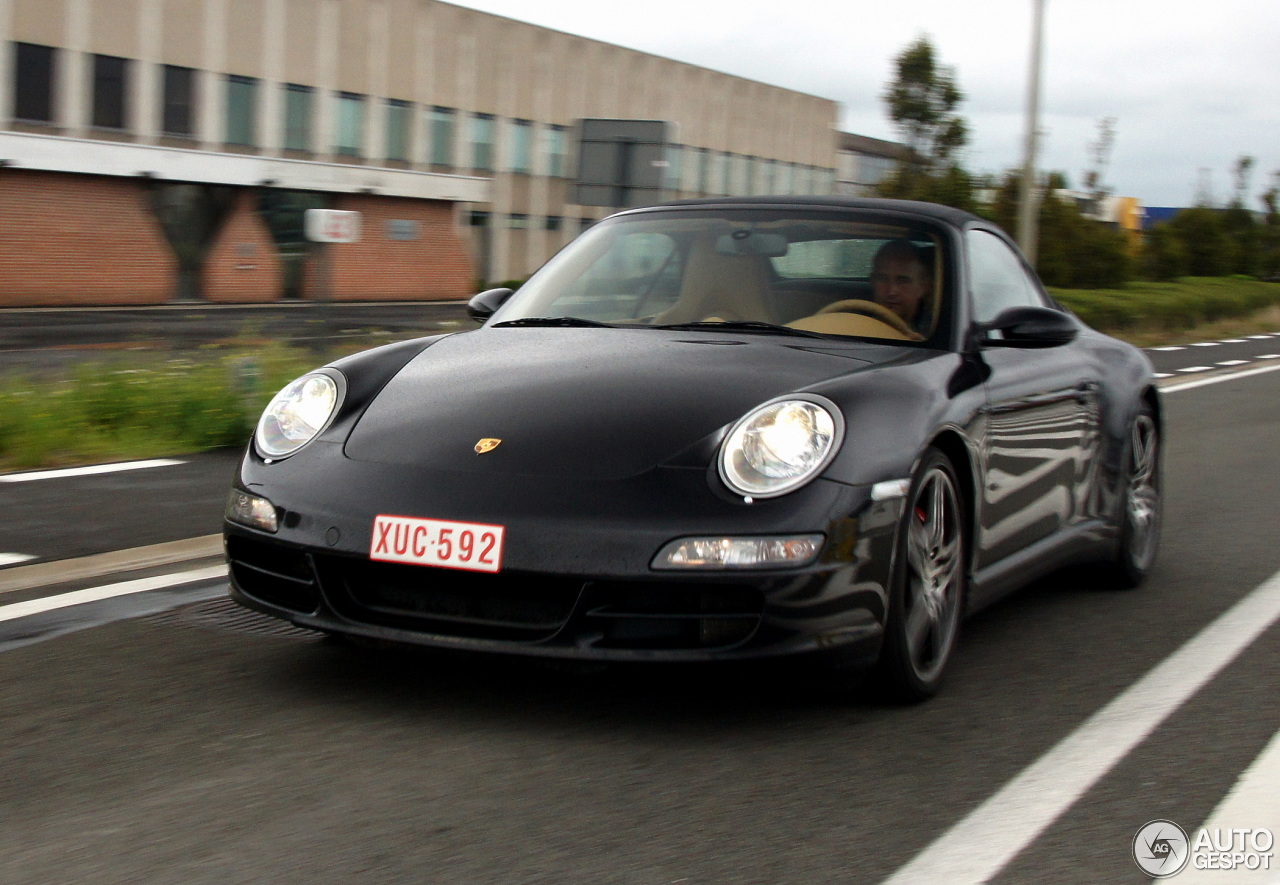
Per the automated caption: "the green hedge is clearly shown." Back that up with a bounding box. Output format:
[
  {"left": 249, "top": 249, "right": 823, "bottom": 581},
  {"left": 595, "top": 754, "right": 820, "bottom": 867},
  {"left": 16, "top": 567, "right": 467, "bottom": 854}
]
[{"left": 1051, "top": 277, "right": 1280, "bottom": 333}]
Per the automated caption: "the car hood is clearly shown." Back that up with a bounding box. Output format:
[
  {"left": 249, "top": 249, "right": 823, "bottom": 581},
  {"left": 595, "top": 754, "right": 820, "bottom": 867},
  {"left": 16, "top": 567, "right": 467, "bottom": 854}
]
[{"left": 343, "top": 327, "right": 903, "bottom": 479}]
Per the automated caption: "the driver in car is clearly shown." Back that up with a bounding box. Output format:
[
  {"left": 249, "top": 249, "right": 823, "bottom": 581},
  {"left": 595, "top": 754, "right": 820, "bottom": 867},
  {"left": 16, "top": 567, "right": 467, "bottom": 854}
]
[{"left": 870, "top": 239, "right": 934, "bottom": 336}]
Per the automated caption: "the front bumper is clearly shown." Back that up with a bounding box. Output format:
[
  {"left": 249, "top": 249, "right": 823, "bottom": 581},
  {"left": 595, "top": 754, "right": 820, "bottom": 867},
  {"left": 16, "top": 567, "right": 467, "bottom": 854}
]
[{"left": 224, "top": 443, "right": 903, "bottom": 665}]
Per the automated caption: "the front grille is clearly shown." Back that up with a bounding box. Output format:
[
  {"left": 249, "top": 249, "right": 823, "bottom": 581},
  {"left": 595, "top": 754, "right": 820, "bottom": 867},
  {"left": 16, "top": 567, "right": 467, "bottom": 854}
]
[
  {"left": 226, "top": 535, "right": 320, "bottom": 613},
  {"left": 316, "top": 556, "right": 584, "bottom": 642},
  {"left": 581, "top": 581, "right": 764, "bottom": 650}
]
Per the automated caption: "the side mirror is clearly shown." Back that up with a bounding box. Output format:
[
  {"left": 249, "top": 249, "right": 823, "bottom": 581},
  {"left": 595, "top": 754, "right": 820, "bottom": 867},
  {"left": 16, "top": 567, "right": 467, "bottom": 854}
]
[
  {"left": 466, "top": 287, "right": 514, "bottom": 322},
  {"left": 979, "top": 306, "right": 1078, "bottom": 348}
]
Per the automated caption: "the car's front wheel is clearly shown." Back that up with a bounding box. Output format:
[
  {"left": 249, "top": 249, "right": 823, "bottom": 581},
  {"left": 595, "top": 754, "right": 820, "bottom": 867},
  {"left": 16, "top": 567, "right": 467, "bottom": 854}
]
[
  {"left": 1107, "top": 404, "right": 1161, "bottom": 588},
  {"left": 876, "top": 447, "right": 966, "bottom": 701}
]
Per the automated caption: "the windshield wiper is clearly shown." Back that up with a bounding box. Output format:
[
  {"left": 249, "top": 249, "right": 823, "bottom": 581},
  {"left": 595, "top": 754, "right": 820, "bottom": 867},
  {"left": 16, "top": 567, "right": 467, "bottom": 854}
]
[
  {"left": 491, "top": 316, "right": 616, "bottom": 328},
  {"left": 650, "top": 320, "right": 830, "bottom": 339}
]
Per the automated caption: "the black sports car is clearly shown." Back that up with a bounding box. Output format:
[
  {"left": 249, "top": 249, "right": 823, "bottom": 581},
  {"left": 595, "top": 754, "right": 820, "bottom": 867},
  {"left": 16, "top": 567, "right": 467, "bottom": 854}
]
[{"left": 225, "top": 197, "right": 1161, "bottom": 699}]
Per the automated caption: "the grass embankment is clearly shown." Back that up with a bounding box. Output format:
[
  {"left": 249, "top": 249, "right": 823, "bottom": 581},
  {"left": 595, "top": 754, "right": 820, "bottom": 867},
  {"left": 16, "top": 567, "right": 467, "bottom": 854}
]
[
  {"left": 2, "top": 278, "right": 1280, "bottom": 472},
  {"left": 1052, "top": 277, "right": 1280, "bottom": 346},
  {"left": 0, "top": 344, "right": 322, "bottom": 471}
]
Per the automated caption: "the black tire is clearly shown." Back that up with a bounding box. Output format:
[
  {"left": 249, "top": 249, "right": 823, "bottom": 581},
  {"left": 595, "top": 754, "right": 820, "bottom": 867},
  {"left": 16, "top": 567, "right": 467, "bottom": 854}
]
[
  {"left": 1107, "top": 403, "right": 1161, "bottom": 589},
  {"left": 875, "top": 447, "right": 967, "bottom": 701}
]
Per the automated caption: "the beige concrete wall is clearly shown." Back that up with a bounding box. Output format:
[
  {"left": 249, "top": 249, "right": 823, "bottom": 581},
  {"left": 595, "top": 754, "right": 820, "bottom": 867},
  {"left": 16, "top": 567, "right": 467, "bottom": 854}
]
[{"left": 5, "top": 0, "right": 842, "bottom": 282}]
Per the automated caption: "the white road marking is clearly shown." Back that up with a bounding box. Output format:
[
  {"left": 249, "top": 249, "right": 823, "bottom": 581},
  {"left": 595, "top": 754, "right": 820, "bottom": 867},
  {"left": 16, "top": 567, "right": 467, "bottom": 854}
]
[
  {"left": 1219, "top": 338, "right": 1248, "bottom": 343},
  {"left": 1154, "top": 373, "right": 1174, "bottom": 378},
  {"left": 0, "top": 458, "right": 184, "bottom": 483},
  {"left": 1217, "top": 360, "right": 1250, "bottom": 366},
  {"left": 1179, "top": 366, "right": 1217, "bottom": 373},
  {"left": 0, "top": 553, "right": 36, "bottom": 567},
  {"left": 1174, "top": 728, "right": 1280, "bottom": 884},
  {"left": 1191, "top": 342, "right": 1222, "bottom": 347},
  {"left": 1151, "top": 346, "right": 1186, "bottom": 352},
  {"left": 883, "top": 569, "right": 1280, "bottom": 885},
  {"left": 1248, "top": 335, "right": 1273, "bottom": 339},
  {"left": 0, "top": 565, "right": 226, "bottom": 622},
  {"left": 1163, "top": 362, "right": 1280, "bottom": 393},
  {"left": 1257, "top": 354, "right": 1280, "bottom": 359}
]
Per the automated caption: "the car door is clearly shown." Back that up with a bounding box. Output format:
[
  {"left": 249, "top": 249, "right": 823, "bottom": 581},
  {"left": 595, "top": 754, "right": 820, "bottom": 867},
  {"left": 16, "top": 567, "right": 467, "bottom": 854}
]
[{"left": 967, "top": 228, "right": 1103, "bottom": 569}]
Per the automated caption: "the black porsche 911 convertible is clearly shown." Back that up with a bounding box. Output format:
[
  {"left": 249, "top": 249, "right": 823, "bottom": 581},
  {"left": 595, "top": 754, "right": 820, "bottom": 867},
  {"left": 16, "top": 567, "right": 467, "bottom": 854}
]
[{"left": 224, "top": 197, "right": 1161, "bottom": 699}]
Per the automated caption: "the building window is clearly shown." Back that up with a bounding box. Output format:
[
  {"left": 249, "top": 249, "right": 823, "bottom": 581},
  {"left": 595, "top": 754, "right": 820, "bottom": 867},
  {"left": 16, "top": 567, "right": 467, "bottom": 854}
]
[
  {"left": 579, "top": 217, "right": 595, "bottom": 232},
  {"left": 335, "top": 92, "right": 364, "bottom": 157},
  {"left": 225, "top": 75, "right": 258, "bottom": 146},
  {"left": 696, "top": 148, "right": 711, "bottom": 195},
  {"left": 385, "top": 99, "right": 411, "bottom": 162},
  {"left": 283, "top": 84, "right": 312, "bottom": 151},
  {"left": 469, "top": 210, "right": 490, "bottom": 227},
  {"left": 429, "top": 106, "right": 454, "bottom": 166},
  {"left": 509, "top": 119, "right": 532, "bottom": 173},
  {"left": 470, "top": 113, "right": 495, "bottom": 171},
  {"left": 13, "top": 43, "right": 56, "bottom": 123},
  {"left": 91, "top": 55, "right": 128, "bottom": 129},
  {"left": 545, "top": 125, "right": 568, "bottom": 178},
  {"left": 663, "top": 145, "right": 682, "bottom": 192},
  {"left": 545, "top": 216, "right": 562, "bottom": 231},
  {"left": 758, "top": 159, "right": 775, "bottom": 194},
  {"left": 775, "top": 162, "right": 794, "bottom": 194},
  {"left": 162, "top": 65, "right": 194, "bottom": 136},
  {"left": 507, "top": 213, "right": 529, "bottom": 229}
]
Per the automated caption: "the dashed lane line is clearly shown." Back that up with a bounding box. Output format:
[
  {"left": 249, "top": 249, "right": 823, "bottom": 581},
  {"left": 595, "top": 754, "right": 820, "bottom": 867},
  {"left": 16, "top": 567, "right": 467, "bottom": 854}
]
[
  {"left": 1162, "top": 361, "right": 1280, "bottom": 393},
  {"left": 0, "top": 553, "right": 36, "bottom": 567},
  {"left": 882, "top": 569, "right": 1280, "bottom": 885},
  {"left": 0, "top": 458, "right": 184, "bottom": 483}
]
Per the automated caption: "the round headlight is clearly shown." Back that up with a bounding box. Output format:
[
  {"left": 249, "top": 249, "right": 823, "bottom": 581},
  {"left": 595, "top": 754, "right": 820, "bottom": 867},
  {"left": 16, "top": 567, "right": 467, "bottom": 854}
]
[
  {"left": 718, "top": 396, "right": 843, "bottom": 498},
  {"left": 255, "top": 371, "right": 343, "bottom": 459}
]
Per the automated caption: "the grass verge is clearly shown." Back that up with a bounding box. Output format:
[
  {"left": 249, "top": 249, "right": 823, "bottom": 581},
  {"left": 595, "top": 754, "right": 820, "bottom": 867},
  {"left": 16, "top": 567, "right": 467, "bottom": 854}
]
[
  {"left": 3, "top": 279, "right": 1280, "bottom": 472},
  {"left": 0, "top": 344, "right": 321, "bottom": 472},
  {"left": 1052, "top": 277, "right": 1280, "bottom": 346}
]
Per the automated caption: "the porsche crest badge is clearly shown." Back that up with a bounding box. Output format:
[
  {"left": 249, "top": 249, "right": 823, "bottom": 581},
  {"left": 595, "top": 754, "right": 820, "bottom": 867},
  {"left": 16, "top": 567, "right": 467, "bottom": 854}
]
[{"left": 474, "top": 438, "right": 502, "bottom": 454}]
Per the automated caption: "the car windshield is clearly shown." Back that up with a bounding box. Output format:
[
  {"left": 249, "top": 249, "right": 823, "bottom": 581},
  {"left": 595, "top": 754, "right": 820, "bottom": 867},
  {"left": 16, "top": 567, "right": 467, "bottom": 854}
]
[{"left": 493, "top": 209, "right": 947, "bottom": 343}]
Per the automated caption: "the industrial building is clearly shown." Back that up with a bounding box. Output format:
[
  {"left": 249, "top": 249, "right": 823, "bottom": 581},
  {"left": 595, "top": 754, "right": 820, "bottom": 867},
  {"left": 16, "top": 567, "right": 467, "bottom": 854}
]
[{"left": 1, "top": 0, "right": 873, "bottom": 305}]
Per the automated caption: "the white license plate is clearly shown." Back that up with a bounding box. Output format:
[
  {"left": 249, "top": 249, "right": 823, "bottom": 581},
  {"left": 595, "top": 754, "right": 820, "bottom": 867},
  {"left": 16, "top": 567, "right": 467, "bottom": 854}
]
[{"left": 370, "top": 514, "right": 505, "bottom": 573}]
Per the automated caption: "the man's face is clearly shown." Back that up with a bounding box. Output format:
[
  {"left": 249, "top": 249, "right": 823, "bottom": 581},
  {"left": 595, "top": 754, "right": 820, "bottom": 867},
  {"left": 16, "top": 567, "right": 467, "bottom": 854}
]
[{"left": 871, "top": 254, "right": 930, "bottom": 324}]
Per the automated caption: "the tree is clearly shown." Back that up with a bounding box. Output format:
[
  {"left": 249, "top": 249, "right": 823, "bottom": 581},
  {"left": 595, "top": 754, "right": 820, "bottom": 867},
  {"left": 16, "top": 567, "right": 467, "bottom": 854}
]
[
  {"left": 986, "top": 171, "right": 1131, "bottom": 288},
  {"left": 878, "top": 37, "right": 973, "bottom": 209}
]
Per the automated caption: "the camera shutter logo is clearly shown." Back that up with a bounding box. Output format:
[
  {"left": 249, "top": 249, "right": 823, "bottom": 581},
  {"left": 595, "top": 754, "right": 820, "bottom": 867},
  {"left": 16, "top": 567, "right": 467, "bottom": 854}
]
[{"left": 1133, "top": 819, "right": 1191, "bottom": 877}]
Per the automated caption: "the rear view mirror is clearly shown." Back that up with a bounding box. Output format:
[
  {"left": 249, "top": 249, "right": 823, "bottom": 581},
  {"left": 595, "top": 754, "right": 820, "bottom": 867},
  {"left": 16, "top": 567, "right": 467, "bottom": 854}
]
[
  {"left": 715, "top": 231, "right": 788, "bottom": 257},
  {"left": 980, "top": 306, "right": 1078, "bottom": 348},
  {"left": 467, "top": 287, "right": 514, "bottom": 322}
]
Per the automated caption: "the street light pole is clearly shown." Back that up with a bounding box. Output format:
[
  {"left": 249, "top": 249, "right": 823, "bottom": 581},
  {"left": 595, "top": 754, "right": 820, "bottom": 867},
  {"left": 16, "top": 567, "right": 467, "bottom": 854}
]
[{"left": 1017, "top": 0, "right": 1046, "bottom": 265}]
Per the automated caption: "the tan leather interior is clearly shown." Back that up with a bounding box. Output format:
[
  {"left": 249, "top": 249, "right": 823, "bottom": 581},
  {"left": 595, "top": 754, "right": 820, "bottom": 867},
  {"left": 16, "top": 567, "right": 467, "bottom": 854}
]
[
  {"left": 785, "top": 312, "right": 916, "bottom": 340},
  {"left": 653, "top": 239, "right": 778, "bottom": 325}
]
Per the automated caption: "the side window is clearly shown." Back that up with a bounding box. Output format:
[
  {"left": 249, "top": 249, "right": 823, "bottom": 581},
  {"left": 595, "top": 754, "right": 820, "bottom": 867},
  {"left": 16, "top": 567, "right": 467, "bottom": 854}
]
[{"left": 966, "top": 230, "right": 1045, "bottom": 323}]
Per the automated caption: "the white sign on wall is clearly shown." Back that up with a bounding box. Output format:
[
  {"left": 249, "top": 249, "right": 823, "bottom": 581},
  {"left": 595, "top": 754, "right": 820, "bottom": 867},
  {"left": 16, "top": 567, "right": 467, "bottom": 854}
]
[{"left": 304, "top": 209, "right": 362, "bottom": 243}]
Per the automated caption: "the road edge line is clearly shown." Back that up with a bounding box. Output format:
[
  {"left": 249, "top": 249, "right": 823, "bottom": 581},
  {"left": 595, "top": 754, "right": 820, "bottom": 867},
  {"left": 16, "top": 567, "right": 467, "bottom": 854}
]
[{"left": 881, "top": 567, "right": 1280, "bottom": 885}]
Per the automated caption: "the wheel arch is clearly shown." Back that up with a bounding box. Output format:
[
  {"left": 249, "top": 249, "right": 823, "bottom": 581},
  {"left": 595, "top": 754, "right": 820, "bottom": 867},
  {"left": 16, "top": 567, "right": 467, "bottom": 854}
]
[{"left": 927, "top": 429, "right": 979, "bottom": 577}]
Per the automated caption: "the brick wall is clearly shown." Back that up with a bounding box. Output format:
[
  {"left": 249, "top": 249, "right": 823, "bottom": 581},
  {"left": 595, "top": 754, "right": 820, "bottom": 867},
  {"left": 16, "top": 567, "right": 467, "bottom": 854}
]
[
  {"left": 0, "top": 171, "right": 476, "bottom": 306},
  {"left": 303, "top": 196, "right": 476, "bottom": 301},
  {"left": 0, "top": 170, "right": 175, "bottom": 306},
  {"left": 203, "top": 190, "right": 284, "bottom": 303}
]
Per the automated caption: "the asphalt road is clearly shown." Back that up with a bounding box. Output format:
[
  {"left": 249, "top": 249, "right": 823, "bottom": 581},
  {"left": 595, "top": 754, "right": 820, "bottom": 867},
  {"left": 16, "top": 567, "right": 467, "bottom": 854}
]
[{"left": 2, "top": 364, "right": 1279, "bottom": 883}]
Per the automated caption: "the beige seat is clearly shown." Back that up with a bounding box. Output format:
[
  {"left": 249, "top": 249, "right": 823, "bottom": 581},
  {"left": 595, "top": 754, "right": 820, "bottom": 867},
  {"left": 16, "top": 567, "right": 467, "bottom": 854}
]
[
  {"left": 786, "top": 311, "right": 917, "bottom": 340},
  {"left": 653, "top": 239, "right": 778, "bottom": 325}
]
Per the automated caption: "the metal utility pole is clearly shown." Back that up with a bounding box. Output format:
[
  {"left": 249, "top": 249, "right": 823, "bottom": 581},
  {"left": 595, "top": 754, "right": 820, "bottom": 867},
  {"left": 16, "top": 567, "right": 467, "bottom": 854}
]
[{"left": 1017, "top": 0, "right": 1046, "bottom": 265}]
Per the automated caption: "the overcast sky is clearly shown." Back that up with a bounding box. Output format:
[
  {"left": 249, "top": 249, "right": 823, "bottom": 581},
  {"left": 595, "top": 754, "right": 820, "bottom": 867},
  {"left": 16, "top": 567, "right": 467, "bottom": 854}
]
[{"left": 448, "top": 0, "right": 1279, "bottom": 209}]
